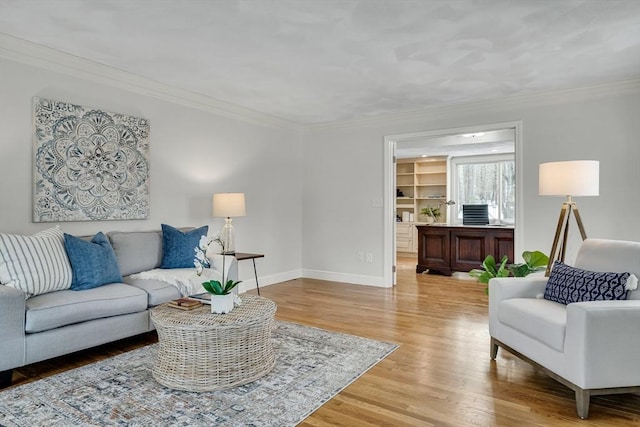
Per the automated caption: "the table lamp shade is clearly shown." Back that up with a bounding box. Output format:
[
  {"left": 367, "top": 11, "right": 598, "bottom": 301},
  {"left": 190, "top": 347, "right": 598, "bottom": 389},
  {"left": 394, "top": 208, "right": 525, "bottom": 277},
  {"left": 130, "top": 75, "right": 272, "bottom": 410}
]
[
  {"left": 539, "top": 160, "right": 599, "bottom": 197},
  {"left": 212, "top": 193, "right": 246, "bottom": 218}
]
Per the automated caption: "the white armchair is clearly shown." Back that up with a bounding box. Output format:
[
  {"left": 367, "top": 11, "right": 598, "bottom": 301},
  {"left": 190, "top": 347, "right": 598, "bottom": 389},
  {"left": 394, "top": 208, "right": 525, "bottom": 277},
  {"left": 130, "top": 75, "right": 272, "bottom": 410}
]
[{"left": 489, "top": 239, "right": 640, "bottom": 419}]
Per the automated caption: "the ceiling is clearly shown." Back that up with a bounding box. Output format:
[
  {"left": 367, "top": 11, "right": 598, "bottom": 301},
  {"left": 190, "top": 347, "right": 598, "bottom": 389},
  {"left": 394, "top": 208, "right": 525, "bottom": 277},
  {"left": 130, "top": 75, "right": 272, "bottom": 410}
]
[
  {"left": 395, "top": 129, "right": 514, "bottom": 159},
  {"left": 0, "top": 0, "right": 639, "bottom": 125}
]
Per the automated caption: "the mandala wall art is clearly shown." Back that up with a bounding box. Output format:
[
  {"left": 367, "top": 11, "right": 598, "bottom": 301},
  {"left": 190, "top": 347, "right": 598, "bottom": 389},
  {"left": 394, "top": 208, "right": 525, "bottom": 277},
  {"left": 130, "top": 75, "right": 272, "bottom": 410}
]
[{"left": 33, "top": 97, "right": 150, "bottom": 222}]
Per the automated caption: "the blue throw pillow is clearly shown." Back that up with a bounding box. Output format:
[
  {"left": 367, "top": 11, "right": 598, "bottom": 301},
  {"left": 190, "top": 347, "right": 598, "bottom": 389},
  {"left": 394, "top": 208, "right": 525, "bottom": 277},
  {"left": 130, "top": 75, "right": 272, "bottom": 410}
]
[
  {"left": 160, "top": 224, "right": 209, "bottom": 269},
  {"left": 543, "top": 261, "right": 630, "bottom": 305},
  {"left": 64, "top": 232, "right": 123, "bottom": 291}
]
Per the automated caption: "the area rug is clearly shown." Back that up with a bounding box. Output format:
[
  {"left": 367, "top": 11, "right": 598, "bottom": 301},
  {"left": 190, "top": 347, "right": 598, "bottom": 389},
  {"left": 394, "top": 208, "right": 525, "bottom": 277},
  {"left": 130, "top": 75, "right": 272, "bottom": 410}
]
[{"left": 0, "top": 321, "right": 398, "bottom": 426}]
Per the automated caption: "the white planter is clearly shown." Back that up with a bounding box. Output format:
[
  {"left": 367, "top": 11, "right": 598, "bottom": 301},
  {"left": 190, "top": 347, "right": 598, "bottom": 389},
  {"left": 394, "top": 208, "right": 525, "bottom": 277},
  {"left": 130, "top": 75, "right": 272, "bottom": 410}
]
[{"left": 211, "top": 293, "right": 235, "bottom": 314}]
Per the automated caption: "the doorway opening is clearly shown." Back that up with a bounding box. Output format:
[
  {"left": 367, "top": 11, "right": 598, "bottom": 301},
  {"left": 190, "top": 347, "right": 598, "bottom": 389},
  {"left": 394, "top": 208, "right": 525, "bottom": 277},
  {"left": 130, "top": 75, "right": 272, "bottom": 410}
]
[{"left": 383, "top": 121, "right": 523, "bottom": 286}]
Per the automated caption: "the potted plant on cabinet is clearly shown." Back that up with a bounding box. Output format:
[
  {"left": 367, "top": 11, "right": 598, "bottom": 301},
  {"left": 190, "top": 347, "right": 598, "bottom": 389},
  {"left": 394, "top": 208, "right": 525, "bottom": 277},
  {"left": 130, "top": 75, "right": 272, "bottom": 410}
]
[{"left": 420, "top": 206, "right": 441, "bottom": 224}]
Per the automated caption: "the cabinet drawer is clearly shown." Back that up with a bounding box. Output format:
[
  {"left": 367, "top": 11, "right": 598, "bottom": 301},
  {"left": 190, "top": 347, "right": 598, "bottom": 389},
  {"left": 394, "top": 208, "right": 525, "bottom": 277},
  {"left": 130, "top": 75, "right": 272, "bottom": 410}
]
[
  {"left": 396, "top": 239, "right": 413, "bottom": 250},
  {"left": 396, "top": 224, "right": 412, "bottom": 237}
]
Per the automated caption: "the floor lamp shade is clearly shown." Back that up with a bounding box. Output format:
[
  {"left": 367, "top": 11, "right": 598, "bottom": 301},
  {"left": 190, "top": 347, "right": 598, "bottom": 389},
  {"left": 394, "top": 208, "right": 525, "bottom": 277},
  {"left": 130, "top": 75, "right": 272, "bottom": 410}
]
[
  {"left": 539, "top": 160, "right": 599, "bottom": 276},
  {"left": 539, "top": 160, "right": 599, "bottom": 197},
  {"left": 212, "top": 193, "right": 246, "bottom": 254}
]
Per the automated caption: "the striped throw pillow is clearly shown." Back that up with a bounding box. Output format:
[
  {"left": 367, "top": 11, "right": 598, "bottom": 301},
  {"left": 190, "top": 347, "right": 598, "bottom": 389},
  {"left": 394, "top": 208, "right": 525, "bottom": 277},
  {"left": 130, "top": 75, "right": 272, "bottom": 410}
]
[{"left": 0, "top": 226, "right": 73, "bottom": 297}]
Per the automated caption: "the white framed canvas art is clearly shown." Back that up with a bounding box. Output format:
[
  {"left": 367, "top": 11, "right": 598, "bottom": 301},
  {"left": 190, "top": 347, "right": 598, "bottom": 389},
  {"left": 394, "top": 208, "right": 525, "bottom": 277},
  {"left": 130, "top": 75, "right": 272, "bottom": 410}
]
[{"left": 33, "top": 97, "right": 150, "bottom": 222}]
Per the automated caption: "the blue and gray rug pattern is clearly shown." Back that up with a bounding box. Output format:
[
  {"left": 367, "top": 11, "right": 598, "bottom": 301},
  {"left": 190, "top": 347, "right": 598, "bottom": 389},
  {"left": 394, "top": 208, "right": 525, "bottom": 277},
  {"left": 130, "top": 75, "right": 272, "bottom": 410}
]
[{"left": 0, "top": 321, "right": 398, "bottom": 426}]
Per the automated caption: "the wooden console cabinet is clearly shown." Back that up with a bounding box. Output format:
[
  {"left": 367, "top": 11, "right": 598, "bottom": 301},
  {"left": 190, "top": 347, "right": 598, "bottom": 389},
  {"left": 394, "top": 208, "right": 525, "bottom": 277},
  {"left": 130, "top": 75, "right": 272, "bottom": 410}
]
[{"left": 416, "top": 225, "right": 514, "bottom": 275}]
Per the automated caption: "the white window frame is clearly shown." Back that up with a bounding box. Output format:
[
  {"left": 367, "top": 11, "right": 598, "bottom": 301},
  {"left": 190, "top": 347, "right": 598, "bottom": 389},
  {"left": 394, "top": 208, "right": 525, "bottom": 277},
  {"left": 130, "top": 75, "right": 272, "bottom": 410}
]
[{"left": 449, "top": 153, "right": 516, "bottom": 225}]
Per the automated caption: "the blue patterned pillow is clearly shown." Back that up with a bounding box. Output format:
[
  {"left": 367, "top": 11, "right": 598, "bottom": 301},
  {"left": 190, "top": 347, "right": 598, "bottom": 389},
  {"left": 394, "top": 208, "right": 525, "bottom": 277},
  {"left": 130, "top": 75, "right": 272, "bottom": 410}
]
[
  {"left": 64, "top": 232, "right": 123, "bottom": 291},
  {"left": 543, "top": 261, "right": 630, "bottom": 305},
  {"left": 160, "top": 224, "right": 208, "bottom": 269}
]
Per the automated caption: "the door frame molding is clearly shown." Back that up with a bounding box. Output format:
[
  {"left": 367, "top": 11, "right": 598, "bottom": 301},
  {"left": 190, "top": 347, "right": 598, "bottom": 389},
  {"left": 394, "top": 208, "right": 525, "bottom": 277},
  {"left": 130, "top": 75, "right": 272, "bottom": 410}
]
[{"left": 383, "top": 121, "right": 523, "bottom": 286}]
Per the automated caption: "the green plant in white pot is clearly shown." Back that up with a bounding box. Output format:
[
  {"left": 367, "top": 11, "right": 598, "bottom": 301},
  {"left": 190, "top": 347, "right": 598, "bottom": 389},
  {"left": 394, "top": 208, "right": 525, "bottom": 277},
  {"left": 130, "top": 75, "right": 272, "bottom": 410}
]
[
  {"left": 202, "top": 278, "right": 241, "bottom": 314},
  {"left": 194, "top": 235, "right": 242, "bottom": 314}
]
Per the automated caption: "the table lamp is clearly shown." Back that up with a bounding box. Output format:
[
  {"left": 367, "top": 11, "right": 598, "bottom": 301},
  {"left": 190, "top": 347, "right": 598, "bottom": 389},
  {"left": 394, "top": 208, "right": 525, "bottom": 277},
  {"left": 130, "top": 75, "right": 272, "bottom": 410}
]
[
  {"left": 539, "top": 160, "right": 599, "bottom": 276},
  {"left": 212, "top": 193, "right": 246, "bottom": 254}
]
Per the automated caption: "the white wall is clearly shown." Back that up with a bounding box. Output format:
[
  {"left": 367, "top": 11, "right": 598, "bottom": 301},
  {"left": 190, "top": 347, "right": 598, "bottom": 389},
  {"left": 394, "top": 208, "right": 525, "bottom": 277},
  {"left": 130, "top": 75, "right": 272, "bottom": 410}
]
[
  {"left": 301, "top": 83, "right": 640, "bottom": 284},
  {"left": 0, "top": 57, "right": 303, "bottom": 290},
  {"left": 1, "top": 46, "right": 638, "bottom": 291}
]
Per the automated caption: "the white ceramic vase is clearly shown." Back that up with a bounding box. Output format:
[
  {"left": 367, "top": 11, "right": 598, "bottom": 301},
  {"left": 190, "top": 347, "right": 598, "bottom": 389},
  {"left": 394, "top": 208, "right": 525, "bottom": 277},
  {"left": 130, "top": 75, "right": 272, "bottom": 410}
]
[{"left": 211, "top": 293, "right": 234, "bottom": 314}]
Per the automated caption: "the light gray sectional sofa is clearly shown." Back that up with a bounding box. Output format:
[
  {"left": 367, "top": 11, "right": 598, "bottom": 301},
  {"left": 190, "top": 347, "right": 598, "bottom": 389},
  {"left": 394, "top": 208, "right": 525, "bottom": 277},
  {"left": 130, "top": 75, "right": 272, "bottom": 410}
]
[{"left": 0, "top": 229, "right": 236, "bottom": 388}]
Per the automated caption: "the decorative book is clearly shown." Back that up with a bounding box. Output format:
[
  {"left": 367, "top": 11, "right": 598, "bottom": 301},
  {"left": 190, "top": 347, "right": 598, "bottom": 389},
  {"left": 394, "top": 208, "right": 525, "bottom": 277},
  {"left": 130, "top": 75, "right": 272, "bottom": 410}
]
[{"left": 168, "top": 298, "right": 202, "bottom": 310}]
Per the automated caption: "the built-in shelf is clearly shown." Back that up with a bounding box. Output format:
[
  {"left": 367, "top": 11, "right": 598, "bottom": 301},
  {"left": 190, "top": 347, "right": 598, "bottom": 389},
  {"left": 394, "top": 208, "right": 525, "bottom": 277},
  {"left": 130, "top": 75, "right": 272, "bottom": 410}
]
[
  {"left": 395, "top": 156, "right": 448, "bottom": 235},
  {"left": 396, "top": 157, "right": 448, "bottom": 254}
]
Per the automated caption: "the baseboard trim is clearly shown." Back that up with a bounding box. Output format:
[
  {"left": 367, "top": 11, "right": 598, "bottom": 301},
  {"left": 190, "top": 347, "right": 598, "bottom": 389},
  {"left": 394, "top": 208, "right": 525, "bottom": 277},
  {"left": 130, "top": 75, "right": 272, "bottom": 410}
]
[
  {"left": 237, "top": 269, "right": 302, "bottom": 294},
  {"left": 237, "top": 268, "right": 390, "bottom": 291},
  {"left": 301, "top": 269, "right": 389, "bottom": 288}
]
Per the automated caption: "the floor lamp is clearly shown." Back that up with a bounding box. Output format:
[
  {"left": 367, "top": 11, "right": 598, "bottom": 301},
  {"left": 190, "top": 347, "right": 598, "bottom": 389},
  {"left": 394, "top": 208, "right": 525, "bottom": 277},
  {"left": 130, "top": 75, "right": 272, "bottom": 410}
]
[
  {"left": 539, "top": 160, "right": 599, "bottom": 276},
  {"left": 212, "top": 193, "right": 246, "bottom": 254}
]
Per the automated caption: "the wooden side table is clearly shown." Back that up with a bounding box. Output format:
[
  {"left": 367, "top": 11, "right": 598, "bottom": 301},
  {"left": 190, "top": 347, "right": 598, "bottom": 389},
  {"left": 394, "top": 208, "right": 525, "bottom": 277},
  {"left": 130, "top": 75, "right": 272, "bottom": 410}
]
[{"left": 233, "top": 252, "right": 264, "bottom": 295}]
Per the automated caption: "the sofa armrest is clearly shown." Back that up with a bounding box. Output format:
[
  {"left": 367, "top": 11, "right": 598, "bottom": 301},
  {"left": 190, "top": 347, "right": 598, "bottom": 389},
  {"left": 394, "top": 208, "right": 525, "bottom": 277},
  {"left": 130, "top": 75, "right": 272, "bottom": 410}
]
[
  {"left": 0, "top": 285, "right": 26, "bottom": 371},
  {"left": 564, "top": 300, "right": 640, "bottom": 389},
  {"left": 208, "top": 254, "right": 238, "bottom": 283}
]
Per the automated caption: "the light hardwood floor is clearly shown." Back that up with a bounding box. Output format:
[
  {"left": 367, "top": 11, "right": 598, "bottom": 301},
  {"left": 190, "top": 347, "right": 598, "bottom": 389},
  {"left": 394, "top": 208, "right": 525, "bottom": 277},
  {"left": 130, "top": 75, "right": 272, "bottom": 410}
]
[{"left": 10, "top": 257, "right": 640, "bottom": 426}]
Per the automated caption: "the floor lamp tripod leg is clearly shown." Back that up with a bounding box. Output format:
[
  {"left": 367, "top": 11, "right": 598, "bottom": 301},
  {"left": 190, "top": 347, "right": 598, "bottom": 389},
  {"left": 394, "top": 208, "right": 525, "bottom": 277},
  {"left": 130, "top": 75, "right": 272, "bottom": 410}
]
[
  {"left": 559, "top": 206, "right": 572, "bottom": 263},
  {"left": 572, "top": 205, "right": 588, "bottom": 240},
  {"left": 546, "top": 203, "right": 570, "bottom": 277}
]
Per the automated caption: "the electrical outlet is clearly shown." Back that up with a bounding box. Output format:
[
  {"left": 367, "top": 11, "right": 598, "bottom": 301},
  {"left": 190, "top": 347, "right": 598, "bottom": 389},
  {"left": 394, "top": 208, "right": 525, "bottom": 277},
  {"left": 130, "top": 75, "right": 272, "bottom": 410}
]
[{"left": 366, "top": 253, "right": 373, "bottom": 263}]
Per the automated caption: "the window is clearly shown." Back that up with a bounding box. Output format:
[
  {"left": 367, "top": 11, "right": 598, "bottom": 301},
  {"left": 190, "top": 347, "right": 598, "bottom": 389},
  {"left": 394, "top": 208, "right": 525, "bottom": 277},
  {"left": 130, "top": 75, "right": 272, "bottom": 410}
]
[{"left": 452, "top": 154, "right": 515, "bottom": 224}]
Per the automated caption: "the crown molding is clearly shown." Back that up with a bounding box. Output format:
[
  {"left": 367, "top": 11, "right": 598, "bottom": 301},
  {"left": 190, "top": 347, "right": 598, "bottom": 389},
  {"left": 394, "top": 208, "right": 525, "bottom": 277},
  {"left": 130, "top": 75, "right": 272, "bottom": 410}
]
[
  {"left": 0, "top": 33, "right": 301, "bottom": 130},
  {"left": 306, "top": 79, "right": 640, "bottom": 131},
  {"left": 2, "top": 32, "right": 637, "bottom": 133}
]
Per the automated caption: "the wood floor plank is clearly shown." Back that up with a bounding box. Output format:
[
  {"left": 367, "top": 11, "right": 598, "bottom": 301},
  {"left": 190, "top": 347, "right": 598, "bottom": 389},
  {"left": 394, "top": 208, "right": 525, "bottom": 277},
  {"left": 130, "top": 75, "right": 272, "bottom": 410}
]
[{"left": 9, "top": 257, "right": 640, "bottom": 426}]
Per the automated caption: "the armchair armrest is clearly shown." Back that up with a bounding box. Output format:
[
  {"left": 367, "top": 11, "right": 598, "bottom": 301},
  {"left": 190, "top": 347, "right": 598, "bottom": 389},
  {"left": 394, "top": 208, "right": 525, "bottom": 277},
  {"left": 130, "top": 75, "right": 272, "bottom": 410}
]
[
  {"left": 564, "top": 300, "right": 640, "bottom": 389},
  {"left": 0, "top": 285, "right": 26, "bottom": 371},
  {"left": 488, "top": 276, "right": 548, "bottom": 336},
  {"left": 489, "top": 276, "right": 549, "bottom": 301}
]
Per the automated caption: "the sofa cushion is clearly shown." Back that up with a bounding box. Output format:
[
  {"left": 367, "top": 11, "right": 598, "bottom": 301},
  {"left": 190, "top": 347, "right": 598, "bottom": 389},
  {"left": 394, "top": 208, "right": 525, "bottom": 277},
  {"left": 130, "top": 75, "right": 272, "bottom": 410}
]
[
  {"left": 25, "top": 283, "right": 147, "bottom": 333},
  {"left": 0, "top": 226, "right": 72, "bottom": 297},
  {"left": 124, "top": 276, "right": 181, "bottom": 306},
  {"left": 544, "top": 261, "right": 631, "bottom": 305},
  {"left": 108, "top": 230, "right": 163, "bottom": 276},
  {"left": 498, "top": 298, "right": 567, "bottom": 352},
  {"left": 160, "top": 224, "right": 208, "bottom": 269},
  {"left": 64, "top": 232, "right": 123, "bottom": 290}
]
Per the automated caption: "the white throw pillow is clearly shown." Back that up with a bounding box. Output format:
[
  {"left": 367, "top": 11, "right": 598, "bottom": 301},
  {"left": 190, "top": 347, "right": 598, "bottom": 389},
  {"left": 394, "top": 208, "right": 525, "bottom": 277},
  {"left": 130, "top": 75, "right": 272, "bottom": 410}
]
[{"left": 0, "top": 226, "right": 72, "bottom": 297}]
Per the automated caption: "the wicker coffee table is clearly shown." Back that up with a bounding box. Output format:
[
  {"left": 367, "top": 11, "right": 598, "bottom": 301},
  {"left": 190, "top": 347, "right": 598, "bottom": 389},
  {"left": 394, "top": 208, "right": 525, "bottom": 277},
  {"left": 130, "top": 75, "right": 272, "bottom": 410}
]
[{"left": 149, "top": 294, "right": 277, "bottom": 392}]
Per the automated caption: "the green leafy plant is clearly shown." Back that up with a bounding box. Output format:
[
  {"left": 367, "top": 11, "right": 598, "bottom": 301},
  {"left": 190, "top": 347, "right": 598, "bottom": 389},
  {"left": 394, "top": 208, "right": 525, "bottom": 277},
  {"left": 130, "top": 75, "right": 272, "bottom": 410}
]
[
  {"left": 469, "top": 255, "right": 510, "bottom": 285},
  {"left": 507, "top": 250, "right": 549, "bottom": 277},
  {"left": 202, "top": 278, "right": 241, "bottom": 295},
  {"left": 420, "top": 206, "right": 441, "bottom": 220},
  {"left": 470, "top": 250, "right": 549, "bottom": 294}
]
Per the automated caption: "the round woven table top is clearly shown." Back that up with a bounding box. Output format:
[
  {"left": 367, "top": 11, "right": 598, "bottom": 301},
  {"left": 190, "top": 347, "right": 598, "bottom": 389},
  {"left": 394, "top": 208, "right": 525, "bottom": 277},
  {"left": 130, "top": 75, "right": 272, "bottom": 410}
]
[{"left": 150, "top": 294, "right": 277, "bottom": 330}]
